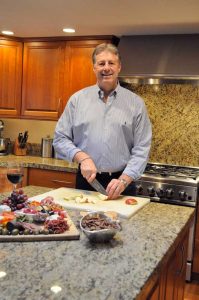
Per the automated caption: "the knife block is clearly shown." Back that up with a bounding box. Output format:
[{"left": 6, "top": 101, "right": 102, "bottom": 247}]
[{"left": 13, "top": 139, "right": 27, "bottom": 156}]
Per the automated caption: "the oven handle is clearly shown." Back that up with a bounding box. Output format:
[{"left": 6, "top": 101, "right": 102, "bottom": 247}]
[{"left": 187, "top": 216, "right": 195, "bottom": 261}]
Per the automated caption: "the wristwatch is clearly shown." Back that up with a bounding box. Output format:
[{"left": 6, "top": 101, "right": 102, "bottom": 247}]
[{"left": 119, "top": 178, "right": 128, "bottom": 188}]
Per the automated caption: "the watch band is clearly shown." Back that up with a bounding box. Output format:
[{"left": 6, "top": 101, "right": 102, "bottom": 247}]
[{"left": 119, "top": 178, "right": 128, "bottom": 188}]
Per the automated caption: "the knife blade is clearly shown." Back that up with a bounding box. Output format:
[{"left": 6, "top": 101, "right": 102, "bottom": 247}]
[{"left": 89, "top": 178, "right": 108, "bottom": 196}]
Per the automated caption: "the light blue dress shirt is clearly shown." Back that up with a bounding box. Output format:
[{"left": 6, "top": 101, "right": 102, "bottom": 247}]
[{"left": 53, "top": 83, "right": 152, "bottom": 180}]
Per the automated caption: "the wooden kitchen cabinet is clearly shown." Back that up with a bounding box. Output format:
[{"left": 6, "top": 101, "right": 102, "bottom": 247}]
[
  {"left": 0, "top": 36, "right": 118, "bottom": 120},
  {"left": 0, "top": 39, "right": 23, "bottom": 117},
  {"left": 160, "top": 231, "right": 188, "bottom": 300},
  {"left": 138, "top": 225, "right": 189, "bottom": 300},
  {"left": 0, "top": 167, "right": 28, "bottom": 193},
  {"left": 22, "top": 39, "right": 115, "bottom": 119},
  {"left": 27, "top": 168, "right": 76, "bottom": 188},
  {"left": 21, "top": 41, "right": 65, "bottom": 120},
  {"left": 63, "top": 40, "right": 109, "bottom": 107},
  {"left": 21, "top": 39, "right": 112, "bottom": 120},
  {"left": 137, "top": 272, "right": 160, "bottom": 300}
]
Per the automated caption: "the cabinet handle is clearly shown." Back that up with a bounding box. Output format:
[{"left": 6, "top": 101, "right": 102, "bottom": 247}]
[
  {"left": 52, "top": 179, "right": 73, "bottom": 185},
  {"left": 57, "top": 98, "right": 62, "bottom": 117},
  {"left": 176, "top": 244, "right": 184, "bottom": 275}
]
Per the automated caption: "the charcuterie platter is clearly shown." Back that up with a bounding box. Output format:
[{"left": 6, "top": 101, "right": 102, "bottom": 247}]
[{"left": 0, "top": 189, "right": 80, "bottom": 242}]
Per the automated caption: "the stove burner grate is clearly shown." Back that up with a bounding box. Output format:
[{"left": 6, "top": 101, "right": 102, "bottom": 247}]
[{"left": 145, "top": 164, "right": 199, "bottom": 180}]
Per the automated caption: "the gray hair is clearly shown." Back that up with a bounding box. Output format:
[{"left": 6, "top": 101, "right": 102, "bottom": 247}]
[{"left": 92, "top": 43, "right": 121, "bottom": 64}]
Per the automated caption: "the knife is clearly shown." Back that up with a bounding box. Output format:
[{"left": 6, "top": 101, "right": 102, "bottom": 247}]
[
  {"left": 18, "top": 133, "right": 23, "bottom": 144},
  {"left": 89, "top": 178, "right": 108, "bottom": 196},
  {"left": 20, "top": 131, "right": 29, "bottom": 148}
]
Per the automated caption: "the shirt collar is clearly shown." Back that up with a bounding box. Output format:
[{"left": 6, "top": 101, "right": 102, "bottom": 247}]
[{"left": 97, "top": 82, "right": 120, "bottom": 100}]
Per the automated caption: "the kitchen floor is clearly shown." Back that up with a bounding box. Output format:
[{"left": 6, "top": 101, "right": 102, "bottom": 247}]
[{"left": 184, "top": 280, "right": 199, "bottom": 300}]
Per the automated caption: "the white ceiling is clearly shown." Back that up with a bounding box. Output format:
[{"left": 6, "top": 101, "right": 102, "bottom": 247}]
[{"left": 1, "top": 0, "right": 199, "bottom": 38}]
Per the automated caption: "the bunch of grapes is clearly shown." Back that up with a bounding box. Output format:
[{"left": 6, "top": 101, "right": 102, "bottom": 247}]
[{"left": 2, "top": 189, "right": 28, "bottom": 211}]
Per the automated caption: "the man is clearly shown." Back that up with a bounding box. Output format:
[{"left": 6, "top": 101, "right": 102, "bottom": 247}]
[{"left": 53, "top": 43, "right": 152, "bottom": 199}]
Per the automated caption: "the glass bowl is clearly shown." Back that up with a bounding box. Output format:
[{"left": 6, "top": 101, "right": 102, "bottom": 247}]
[{"left": 80, "top": 211, "right": 121, "bottom": 243}]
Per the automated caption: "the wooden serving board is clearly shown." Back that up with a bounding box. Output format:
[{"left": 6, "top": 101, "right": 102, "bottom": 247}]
[
  {"left": 0, "top": 214, "right": 80, "bottom": 242},
  {"left": 28, "top": 187, "right": 150, "bottom": 219}
]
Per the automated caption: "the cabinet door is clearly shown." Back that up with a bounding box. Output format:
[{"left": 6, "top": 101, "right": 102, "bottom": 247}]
[
  {"left": 28, "top": 168, "right": 76, "bottom": 188},
  {"left": 63, "top": 40, "right": 109, "bottom": 108},
  {"left": 22, "top": 42, "right": 65, "bottom": 120},
  {"left": 137, "top": 273, "right": 160, "bottom": 300},
  {"left": 174, "top": 233, "right": 188, "bottom": 300},
  {"left": 162, "top": 232, "right": 188, "bottom": 300},
  {"left": 0, "top": 39, "right": 22, "bottom": 117}
]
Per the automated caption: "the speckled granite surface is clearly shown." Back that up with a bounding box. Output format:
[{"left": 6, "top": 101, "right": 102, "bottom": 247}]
[
  {"left": 0, "top": 155, "right": 78, "bottom": 173},
  {"left": 0, "top": 186, "right": 195, "bottom": 300},
  {"left": 123, "top": 83, "right": 199, "bottom": 167}
]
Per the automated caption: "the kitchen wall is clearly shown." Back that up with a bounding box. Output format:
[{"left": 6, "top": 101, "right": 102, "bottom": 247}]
[
  {"left": 121, "top": 82, "right": 199, "bottom": 167},
  {"left": 1, "top": 118, "right": 57, "bottom": 143}
]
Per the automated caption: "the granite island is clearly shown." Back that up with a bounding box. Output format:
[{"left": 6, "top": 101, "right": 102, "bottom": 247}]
[{"left": 0, "top": 186, "right": 195, "bottom": 300}]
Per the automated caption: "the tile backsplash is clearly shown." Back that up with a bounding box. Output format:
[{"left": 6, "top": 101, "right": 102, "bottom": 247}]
[{"left": 122, "top": 83, "right": 199, "bottom": 167}]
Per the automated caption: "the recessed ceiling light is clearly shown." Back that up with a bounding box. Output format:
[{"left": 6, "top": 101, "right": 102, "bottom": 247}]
[
  {"left": 50, "top": 285, "right": 62, "bottom": 294},
  {"left": 1, "top": 30, "right": 14, "bottom": 35},
  {"left": 0, "top": 271, "right": 7, "bottom": 278},
  {"left": 63, "top": 28, "right": 75, "bottom": 33}
]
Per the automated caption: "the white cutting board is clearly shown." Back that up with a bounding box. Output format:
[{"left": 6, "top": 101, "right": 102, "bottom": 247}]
[{"left": 29, "top": 187, "right": 150, "bottom": 219}]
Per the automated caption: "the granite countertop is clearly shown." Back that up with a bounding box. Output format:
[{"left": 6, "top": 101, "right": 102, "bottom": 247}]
[
  {"left": 0, "top": 155, "right": 78, "bottom": 173},
  {"left": 0, "top": 186, "right": 195, "bottom": 300}
]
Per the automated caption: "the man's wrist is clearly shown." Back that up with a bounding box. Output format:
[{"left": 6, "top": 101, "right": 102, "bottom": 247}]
[
  {"left": 73, "top": 151, "right": 91, "bottom": 165},
  {"left": 79, "top": 156, "right": 91, "bottom": 164},
  {"left": 118, "top": 174, "right": 133, "bottom": 189},
  {"left": 119, "top": 178, "right": 128, "bottom": 188}
]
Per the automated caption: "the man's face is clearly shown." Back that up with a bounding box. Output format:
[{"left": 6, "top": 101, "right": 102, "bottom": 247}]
[{"left": 93, "top": 50, "right": 121, "bottom": 91}]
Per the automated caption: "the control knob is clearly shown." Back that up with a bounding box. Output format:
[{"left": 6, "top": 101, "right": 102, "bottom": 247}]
[
  {"left": 147, "top": 186, "right": 156, "bottom": 197},
  {"left": 179, "top": 191, "right": 187, "bottom": 201},
  {"left": 156, "top": 188, "right": 165, "bottom": 198},
  {"left": 136, "top": 184, "right": 143, "bottom": 195},
  {"left": 165, "top": 188, "right": 174, "bottom": 199}
]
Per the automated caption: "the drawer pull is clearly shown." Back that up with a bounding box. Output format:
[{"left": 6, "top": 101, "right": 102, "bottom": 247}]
[{"left": 52, "top": 179, "right": 73, "bottom": 184}]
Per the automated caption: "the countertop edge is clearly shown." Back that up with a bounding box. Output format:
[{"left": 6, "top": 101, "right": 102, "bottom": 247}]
[{"left": 0, "top": 155, "right": 78, "bottom": 173}]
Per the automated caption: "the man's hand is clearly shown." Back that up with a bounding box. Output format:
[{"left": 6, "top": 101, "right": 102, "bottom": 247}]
[
  {"left": 106, "top": 179, "right": 125, "bottom": 199},
  {"left": 74, "top": 152, "right": 97, "bottom": 183},
  {"left": 80, "top": 158, "right": 97, "bottom": 183},
  {"left": 106, "top": 175, "right": 132, "bottom": 200}
]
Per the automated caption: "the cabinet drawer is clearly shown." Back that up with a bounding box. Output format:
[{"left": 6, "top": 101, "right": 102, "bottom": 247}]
[{"left": 28, "top": 168, "right": 76, "bottom": 188}]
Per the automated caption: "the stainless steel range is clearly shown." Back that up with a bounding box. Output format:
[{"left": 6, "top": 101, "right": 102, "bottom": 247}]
[
  {"left": 136, "top": 163, "right": 199, "bottom": 207},
  {"left": 135, "top": 162, "right": 199, "bottom": 282}
]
